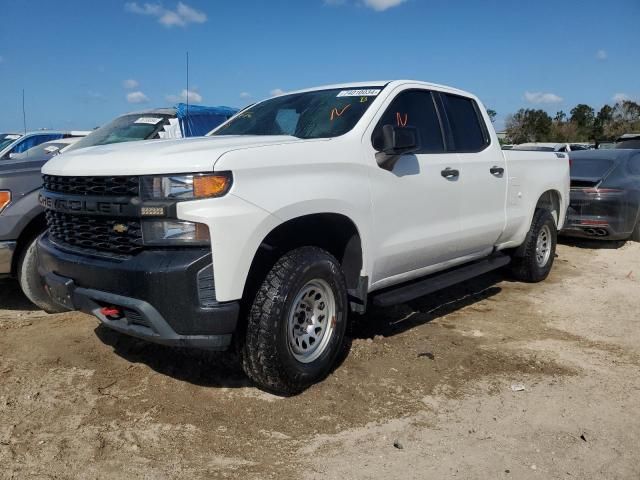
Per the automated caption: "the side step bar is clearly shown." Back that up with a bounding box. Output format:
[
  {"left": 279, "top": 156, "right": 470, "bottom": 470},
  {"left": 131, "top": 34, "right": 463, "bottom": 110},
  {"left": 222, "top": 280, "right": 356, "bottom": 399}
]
[{"left": 371, "top": 253, "right": 511, "bottom": 307}]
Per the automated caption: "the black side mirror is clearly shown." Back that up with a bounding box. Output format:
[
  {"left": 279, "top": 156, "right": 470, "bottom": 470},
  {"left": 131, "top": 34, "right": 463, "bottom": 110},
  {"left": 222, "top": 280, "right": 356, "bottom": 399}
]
[
  {"left": 376, "top": 125, "right": 420, "bottom": 170},
  {"left": 382, "top": 124, "right": 419, "bottom": 155}
]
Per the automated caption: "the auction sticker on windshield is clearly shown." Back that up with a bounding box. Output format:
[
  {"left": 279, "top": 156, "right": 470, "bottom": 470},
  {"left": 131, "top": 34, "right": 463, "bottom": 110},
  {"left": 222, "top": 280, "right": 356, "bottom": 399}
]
[
  {"left": 134, "top": 117, "right": 163, "bottom": 125},
  {"left": 337, "top": 89, "right": 381, "bottom": 97}
]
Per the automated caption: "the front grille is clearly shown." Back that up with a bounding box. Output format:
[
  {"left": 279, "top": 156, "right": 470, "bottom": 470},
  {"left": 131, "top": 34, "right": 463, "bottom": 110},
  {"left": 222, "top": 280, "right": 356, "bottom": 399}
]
[
  {"left": 46, "top": 210, "right": 143, "bottom": 255},
  {"left": 43, "top": 175, "right": 140, "bottom": 197}
]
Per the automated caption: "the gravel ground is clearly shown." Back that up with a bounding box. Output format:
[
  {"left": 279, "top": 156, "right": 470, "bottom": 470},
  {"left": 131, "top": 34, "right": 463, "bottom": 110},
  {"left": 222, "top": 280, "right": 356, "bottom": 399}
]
[{"left": 1, "top": 240, "right": 639, "bottom": 479}]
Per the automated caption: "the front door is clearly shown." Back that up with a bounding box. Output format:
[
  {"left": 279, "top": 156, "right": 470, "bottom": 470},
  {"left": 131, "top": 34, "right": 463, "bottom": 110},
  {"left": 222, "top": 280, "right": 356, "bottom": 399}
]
[{"left": 366, "top": 88, "right": 462, "bottom": 287}]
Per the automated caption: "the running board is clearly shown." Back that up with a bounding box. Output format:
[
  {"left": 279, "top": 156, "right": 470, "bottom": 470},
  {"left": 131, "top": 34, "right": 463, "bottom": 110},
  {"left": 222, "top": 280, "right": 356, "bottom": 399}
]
[{"left": 371, "top": 253, "right": 511, "bottom": 307}]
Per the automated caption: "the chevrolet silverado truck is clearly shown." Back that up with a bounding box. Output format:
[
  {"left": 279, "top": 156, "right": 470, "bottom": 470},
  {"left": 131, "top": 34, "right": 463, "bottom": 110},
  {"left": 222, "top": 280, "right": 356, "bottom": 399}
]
[{"left": 37, "top": 81, "right": 569, "bottom": 394}]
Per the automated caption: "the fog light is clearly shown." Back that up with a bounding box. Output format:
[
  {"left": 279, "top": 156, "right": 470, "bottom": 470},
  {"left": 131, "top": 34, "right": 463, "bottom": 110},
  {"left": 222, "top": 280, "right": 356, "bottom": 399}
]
[{"left": 142, "top": 220, "right": 210, "bottom": 246}]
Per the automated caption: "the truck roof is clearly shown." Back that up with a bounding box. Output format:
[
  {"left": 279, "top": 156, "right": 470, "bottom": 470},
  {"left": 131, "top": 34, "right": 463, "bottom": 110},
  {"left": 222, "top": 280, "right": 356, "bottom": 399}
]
[{"left": 276, "top": 80, "right": 475, "bottom": 99}]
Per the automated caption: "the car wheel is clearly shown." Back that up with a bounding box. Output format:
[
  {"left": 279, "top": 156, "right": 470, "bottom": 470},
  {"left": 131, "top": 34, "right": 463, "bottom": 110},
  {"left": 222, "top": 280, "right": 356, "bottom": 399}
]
[
  {"left": 510, "top": 208, "right": 557, "bottom": 283},
  {"left": 241, "top": 246, "right": 349, "bottom": 395},
  {"left": 18, "top": 235, "right": 68, "bottom": 313}
]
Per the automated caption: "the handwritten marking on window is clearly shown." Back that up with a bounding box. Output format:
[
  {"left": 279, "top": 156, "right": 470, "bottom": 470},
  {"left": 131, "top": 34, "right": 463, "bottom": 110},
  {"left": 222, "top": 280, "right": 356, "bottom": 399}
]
[
  {"left": 396, "top": 112, "right": 408, "bottom": 127},
  {"left": 330, "top": 104, "right": 351, "bottom": 121}
]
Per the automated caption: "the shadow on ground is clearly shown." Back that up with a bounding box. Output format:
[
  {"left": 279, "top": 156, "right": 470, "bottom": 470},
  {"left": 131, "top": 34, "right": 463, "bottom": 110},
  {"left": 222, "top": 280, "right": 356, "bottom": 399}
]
[
  {"left": 0, "top": 279, "right": 39, "bottom": 311},
  {"left": 354, "top": 270, "right": 503, "bottom": 339},
  {"left": 94, "top": 325, "right": 252, "bottom": 389},
  {"left": 93, "top": 270, "right": 504, "bottom": 392},
  {"left": 559, "top": 237, "right": 627, "bottom": 250}
]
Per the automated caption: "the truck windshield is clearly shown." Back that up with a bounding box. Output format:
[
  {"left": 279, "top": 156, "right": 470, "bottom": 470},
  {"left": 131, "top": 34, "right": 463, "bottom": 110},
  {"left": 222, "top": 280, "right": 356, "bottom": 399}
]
[
  {"left": 0, "top": 139, "right": 15, "bottom": 151},
  {"left": 211, "top": 87, "right": 383, "bottom": 139},
  {"left": 65, "top": 114, "right": 172, "bottom": 152}
]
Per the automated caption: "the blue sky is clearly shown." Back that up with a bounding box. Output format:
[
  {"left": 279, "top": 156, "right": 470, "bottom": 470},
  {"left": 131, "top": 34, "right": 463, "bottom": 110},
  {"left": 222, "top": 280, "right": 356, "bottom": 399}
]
[{"left": 0, "top": 0, "right": 638, "bottom": 132}]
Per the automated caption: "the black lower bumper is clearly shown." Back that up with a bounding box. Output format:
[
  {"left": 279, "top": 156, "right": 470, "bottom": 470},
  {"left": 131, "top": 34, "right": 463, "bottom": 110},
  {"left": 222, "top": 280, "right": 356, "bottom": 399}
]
[{"left": 37, "top": 235, "right": 239, "bottom": 350}]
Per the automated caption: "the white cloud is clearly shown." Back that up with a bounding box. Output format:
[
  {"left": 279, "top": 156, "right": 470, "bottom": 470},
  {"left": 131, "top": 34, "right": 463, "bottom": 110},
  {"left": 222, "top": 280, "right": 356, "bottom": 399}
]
[
  {"left": 595, "top": 49, "right": 608, "bottom": 61},
  {"left": 123, "top": 79, "right": 139, "bottom": 89},
  {"left": 126, "top": 91, "right": 150, "bottom": 104},
  {"left": 361, "top": 0, "right": 407, "bottom": 11},
  {"left": 166, "top": 89, "right": 203, "bottom": 103},
  {"left": 125, "top": 2, "right": 207, "bottom": 27},
  {"left": 270, "top": 88, "right": 286, "bottom": 96},
  {"left": 612, "top": 93, "right": 635, "bottom": 103},
  {"left": 324, "top": 0, "right": 406, "bottom": 10},
  {"left": 240, "top": 92, "right": 252, "bottom": 99},
  {"left": 524, "top": 91, "right": 563, "bottom": 104}
]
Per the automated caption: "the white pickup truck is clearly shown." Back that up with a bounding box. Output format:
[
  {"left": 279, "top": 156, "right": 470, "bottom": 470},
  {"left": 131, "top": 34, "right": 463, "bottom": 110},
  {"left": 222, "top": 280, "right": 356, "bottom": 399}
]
[{"left": 37, "top": 81, "right": 569, "bottom": 394}]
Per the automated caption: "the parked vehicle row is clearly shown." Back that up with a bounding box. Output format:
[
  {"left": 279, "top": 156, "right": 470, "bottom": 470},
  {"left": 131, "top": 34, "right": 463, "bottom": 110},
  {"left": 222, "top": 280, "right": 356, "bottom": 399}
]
[{"left": 34, "top": 80, "right": 569, "bottom": 394}]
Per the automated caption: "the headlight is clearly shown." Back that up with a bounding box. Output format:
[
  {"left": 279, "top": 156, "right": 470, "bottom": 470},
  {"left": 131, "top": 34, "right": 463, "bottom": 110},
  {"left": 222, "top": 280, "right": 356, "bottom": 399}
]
[
  {"left": 0, "top": 191, "right": 10, "bottom": 213},
  {"left": 142, "top": 220, "right": 210, "bottom": 246},
  {"left": 141, "top": 172, "right": 232, "bottom": 200}
]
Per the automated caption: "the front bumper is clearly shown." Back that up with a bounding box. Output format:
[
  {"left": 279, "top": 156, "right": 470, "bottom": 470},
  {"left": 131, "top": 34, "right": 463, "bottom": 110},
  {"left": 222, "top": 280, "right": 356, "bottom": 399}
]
[
  {"left": 37, "top": 235, "right": 239, "bottom": 350},
  {"left": 0, "top": 240, "right": 17, "bottom": 276}
]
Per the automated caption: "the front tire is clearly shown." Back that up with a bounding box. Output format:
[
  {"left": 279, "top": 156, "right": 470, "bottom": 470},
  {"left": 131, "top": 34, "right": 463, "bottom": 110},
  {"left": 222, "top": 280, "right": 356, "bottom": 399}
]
[
  {"left": 18, "top": 235, "right": 67, "bottom": 313},
  {"left": 510, "top": 208, "right": 557, "bottom": 283},
  {"left": 241, "top": 246, "right": 349, "bottom": 395}
]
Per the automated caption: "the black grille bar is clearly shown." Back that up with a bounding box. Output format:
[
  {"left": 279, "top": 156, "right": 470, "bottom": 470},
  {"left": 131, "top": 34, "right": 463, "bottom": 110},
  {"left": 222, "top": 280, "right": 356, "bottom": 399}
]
[{"left": 43, "top": 175, "right": 140, "bottom": 197}]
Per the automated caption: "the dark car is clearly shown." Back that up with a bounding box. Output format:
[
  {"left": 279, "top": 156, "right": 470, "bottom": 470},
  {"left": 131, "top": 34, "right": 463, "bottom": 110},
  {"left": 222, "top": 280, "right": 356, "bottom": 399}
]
[{"left": 561, "top": 149, "right": 640, "bottom": 241}]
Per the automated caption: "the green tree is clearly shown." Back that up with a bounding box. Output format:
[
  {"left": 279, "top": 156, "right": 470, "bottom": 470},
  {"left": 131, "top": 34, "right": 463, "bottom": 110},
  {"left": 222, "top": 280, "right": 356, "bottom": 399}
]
[
  {"left": 505, "top": 109, "right": 553, "bottom": 143},
  {"left": 554, "top": 111, "right": 567, "bottom": 123},
  {"left": 569, "top": 104, "right": 595, "bottom": 140},
  {"left": 486, "top": 109, "right": 497, "bottom": 123}
]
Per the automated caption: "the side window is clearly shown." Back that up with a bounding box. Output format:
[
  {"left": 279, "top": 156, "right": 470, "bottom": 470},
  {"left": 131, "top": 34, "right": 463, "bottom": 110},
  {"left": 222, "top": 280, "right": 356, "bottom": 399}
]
[
  {"left": 372, "top": 90, "right": 444, "bottom": 154},
  {"left": 10, "top": 134, "right": 63, "bottom": 155},
  {"left": 440, "top": 93, "right": 489, "bottom": 152}
]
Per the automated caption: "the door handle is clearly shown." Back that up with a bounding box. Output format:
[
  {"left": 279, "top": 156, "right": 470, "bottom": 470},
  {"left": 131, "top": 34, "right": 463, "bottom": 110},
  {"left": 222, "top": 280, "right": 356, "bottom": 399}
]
[
  {"left": 441, "top": 168, "right": 459, "bottom": 179},
  {"left": 490, "top": 166, "right": 504, "bottom": 176}
]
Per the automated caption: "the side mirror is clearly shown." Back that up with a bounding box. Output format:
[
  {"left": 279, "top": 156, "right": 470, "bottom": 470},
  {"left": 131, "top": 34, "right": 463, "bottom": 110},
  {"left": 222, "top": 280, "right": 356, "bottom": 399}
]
[
  {"left": 8, "top": 153, "right": 18, "bottom": 160},
  {"left": 376, "top": 125, "right": 420, "bottom": 170}
]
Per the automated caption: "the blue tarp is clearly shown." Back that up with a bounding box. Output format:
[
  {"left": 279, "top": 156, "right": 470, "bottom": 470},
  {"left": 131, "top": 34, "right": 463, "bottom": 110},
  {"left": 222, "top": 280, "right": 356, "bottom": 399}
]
[{"left": 175, "top": 103, "right": 238, "bottom": 137}]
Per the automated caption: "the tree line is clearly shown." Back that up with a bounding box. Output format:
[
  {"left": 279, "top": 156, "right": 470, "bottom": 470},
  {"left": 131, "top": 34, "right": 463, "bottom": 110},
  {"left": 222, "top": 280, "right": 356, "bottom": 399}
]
[{"left": 502, "top": 100, "right": 640, "bottom": 144}]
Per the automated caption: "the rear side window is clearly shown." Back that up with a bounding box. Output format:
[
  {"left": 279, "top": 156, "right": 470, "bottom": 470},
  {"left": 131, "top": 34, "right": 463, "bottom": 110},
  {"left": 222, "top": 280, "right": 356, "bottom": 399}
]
[
  {"left": 440, "top": 94, "right": 489, "bottom": 152},
  {"left": 372, "top": 90, "right": 444, "bottom": 153}
]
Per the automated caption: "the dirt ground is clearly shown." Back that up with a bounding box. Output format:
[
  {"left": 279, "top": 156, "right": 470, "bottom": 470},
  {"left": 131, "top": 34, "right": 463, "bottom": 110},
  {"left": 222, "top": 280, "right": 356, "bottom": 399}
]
[{"left": 1, "top": 239, "right": 639, "bottom": 479}]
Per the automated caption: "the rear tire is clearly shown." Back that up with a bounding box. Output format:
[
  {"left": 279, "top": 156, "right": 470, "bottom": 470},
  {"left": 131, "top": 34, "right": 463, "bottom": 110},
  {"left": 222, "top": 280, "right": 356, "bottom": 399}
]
[
  {"left": 18, "top": 235, "right": 67, "bottom": 313},
  {"left": 241, "top": 246, "right": 349, "bottom": 395},
  {"left": 510, "top": 209, "right": 557, "bottom": 283}
]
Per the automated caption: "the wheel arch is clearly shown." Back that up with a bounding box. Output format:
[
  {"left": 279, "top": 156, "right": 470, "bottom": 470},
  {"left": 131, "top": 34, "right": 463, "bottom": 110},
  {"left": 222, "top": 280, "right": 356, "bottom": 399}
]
[
  {"left": 11, "top": 212, "right": 47, "bottom": 276},
  {"left": 241, "top": 212, "right": 366, "bottom": 312},
  {"left": 535, "top": 189, "right": 563, "bottom": 227}
]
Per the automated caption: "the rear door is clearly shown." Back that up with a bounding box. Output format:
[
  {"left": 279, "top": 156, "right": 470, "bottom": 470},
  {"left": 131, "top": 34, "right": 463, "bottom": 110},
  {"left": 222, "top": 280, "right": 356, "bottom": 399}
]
[
  {"left": 365, "top": 88, "right": 462, "bottom": 286},
  {"left": 436, "top": 92, "right": 507, "bottom": 257}
]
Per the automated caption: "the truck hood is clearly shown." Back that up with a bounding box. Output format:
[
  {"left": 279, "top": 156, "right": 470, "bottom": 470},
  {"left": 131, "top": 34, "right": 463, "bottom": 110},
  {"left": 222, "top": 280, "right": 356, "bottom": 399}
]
[{"left": 42, "top": 135, "right": 302, "bottom": 176}]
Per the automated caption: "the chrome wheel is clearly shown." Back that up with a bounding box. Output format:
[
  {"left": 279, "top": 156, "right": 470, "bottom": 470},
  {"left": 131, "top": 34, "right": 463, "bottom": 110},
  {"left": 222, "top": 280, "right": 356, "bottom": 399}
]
[
  {"left": 287, "top": 279, "right": 336, "bottom": 364},
  {"left": 536, "top": 224, "right": 552, "bottom": 267}
]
